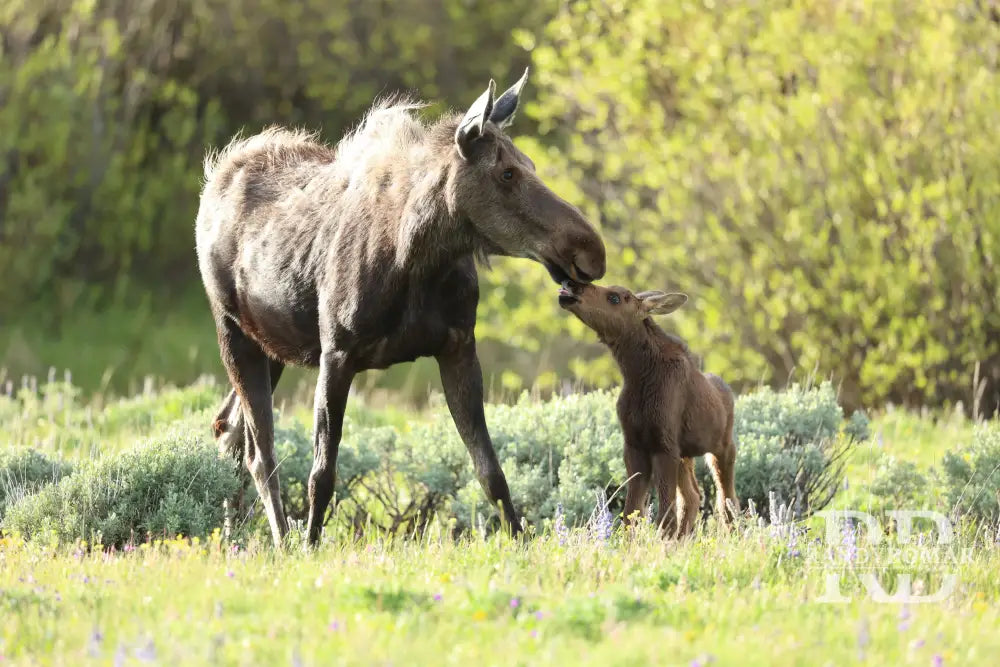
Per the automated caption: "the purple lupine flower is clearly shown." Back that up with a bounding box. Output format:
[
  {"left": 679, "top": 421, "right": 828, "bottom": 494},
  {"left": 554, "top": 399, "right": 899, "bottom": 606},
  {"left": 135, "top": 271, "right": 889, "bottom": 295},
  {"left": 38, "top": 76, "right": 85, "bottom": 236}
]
[
  {"left": 535, "top": 611, "right": 544, "bottom": 620},
  {"left": 510, "top": 597, "right": 520, "bottom": 609},
  {"left": 857, "top": 619, "right": 870, "bottom": 657},
  {"left": 433, "top": 593, "right": 443, "bottom": 602},
  {"left": 554, "top": 504, "right": 568, "bottom": 546},
  {"left": 226, "top": 570, "right": 235, "bottom": 578},
  {"left": 842, "top": 520, "right": 858, "bottom": 565},
  {"left": 932, "top": 655, "right": 943, "bottom": 667},
  {"left": 591, "top": 492, "right": 613, "bottom": 543},
  {"left": 88, "top": 628, "right": 103, "bottom": 657},
  {"left": 328, "top": 621, "right": 340, "bottom": 631},
  {"left": 113, "top": 643, "right": 127, "bottom": 667},
  {"left": 134, "top": 639, "right": 156, "bottom": 662}
]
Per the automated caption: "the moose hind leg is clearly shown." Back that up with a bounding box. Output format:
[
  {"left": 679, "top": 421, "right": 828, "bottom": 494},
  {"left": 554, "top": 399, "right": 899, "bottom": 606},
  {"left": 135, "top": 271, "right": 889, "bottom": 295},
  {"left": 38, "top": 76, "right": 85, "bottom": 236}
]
[
  {"left": 709, "top": 446, "right": 739, "bottom": 527},
  {"left": 211, "top": 360, "right": 286, "bottom": 463},
  {"left": 212, "top": 388, "right": 242, "bottom": 459},
  {"left": 676, "top": 458, "right": 700, "bottom": 538},
  {"left": 217, "top": 316, "right": 288, "bottom": 546}
]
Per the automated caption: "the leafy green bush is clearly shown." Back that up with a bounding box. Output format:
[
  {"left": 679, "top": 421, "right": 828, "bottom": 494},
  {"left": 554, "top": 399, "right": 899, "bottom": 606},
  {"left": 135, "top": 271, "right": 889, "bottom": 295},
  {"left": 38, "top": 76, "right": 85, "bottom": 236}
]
[
  {"left": 2, "top": 419, "right": 240, "bottom": 545},
  {"left": 0, "top": 0, "right": 545, "bottom": 313},
  {"left": 0, "top": 449, "right": 73, "bottom": 521},
  {"left": 866, "top": 458, "right": 930, "bottom": 518},
  {"left": 481, "top": 0, "right": 1000, "bottom": 414},
  {"left": 940, "top": 424, "right": 1000, "bottom": 525}
]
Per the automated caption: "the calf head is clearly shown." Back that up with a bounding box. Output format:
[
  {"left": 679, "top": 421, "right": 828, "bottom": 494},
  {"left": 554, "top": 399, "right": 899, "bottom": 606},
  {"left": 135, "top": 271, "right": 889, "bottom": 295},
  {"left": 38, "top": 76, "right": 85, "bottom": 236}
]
[
  {"left": 558, "top": 282, "right": 687, "bottom": 341},
  {"left": 449, "top": 69, "right": 606, "bottom": 285}
]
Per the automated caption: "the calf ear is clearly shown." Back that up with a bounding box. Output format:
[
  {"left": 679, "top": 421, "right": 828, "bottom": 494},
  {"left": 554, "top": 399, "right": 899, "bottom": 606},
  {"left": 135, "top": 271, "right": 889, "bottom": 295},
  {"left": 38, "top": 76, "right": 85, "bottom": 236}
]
[
  {"left": 639, "top": 292, "right": 688, "bottom": 315},
  {"left": 455, "top": 79, "right": 496, "bottom": 159},
  {"left": 489, "top": 67, "right": 529, "bottom": 130}
]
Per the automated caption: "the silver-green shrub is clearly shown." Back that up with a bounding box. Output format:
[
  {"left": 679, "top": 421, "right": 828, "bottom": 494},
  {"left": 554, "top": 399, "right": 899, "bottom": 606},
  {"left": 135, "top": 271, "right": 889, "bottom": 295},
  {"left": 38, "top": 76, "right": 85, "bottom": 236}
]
[
  {"left": 0, "top": 449, "right": 74, "bottom": 521},
  {"left": 2, "top": 418, "right": 240, "bottom": 546},
  {"left": 940, "top": 423, "right": 1000, "bottom": 525}
]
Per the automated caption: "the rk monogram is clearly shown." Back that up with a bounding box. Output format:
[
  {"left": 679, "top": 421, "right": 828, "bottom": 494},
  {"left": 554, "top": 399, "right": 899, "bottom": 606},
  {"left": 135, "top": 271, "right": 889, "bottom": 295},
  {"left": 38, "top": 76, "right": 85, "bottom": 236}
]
[{"left": 814, "top": 510, "right": 959, "bottom": 604}]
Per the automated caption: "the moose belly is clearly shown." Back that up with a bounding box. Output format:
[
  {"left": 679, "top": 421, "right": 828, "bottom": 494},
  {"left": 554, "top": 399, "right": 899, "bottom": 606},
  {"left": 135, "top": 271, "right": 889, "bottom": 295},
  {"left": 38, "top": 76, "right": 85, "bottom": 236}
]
[
  {"left": 234, "top": 290, "right": 322, "bottom": 366},
  {"left": 348, "top": 317, "right": 455, "bottom": 370}
]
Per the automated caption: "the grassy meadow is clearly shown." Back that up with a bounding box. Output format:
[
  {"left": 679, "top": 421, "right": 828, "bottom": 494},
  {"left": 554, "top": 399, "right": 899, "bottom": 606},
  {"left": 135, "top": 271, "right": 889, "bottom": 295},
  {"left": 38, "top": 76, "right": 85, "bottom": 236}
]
[{"left": 1, "top": 376, "right": 999, "bottom": 666}]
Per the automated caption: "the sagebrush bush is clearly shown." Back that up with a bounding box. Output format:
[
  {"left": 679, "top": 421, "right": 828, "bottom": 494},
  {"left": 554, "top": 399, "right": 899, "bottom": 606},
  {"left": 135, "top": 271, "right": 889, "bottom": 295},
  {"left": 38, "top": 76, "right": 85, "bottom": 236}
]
[
  {"left": 940, "top": 424, "right": 1000, "bottom": 525},
  {"left": 2, "top": 418, "right": 240, "bottom": 545},
  {"left": 699, "top": 382, "right": 869, "bottom": 519},
  {"left": 0, "top": 449, "right": 73, "bottom": 521},
  {"left": 446, "top": 390, "right": 626, "bottom": 530},
  {"left": 377, "top": 382, "right": 861, "bottom": 531},
  {"left": 2, "top": 381, "right": 866, "bottom": 541}
]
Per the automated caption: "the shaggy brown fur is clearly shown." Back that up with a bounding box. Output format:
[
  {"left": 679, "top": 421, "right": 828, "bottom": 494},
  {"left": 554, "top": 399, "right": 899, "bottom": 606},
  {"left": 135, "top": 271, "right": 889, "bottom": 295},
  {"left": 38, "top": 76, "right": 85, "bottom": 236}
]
[
  {"left": 558, "top": 282, "right": 738, "bottom": 538},
  {"left": 195, "top": 71, "right": 606, "bottom": 546}
]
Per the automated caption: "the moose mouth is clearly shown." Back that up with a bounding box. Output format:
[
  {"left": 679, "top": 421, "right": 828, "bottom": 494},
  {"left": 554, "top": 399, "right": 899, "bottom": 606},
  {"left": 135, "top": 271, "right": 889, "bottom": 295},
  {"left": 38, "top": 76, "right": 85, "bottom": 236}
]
[
  {"left": 544, "top": 259, "right": 594, "bottom": 285},
  {"left": 558, "top": 280, "right": 580, "bottom": 307}
]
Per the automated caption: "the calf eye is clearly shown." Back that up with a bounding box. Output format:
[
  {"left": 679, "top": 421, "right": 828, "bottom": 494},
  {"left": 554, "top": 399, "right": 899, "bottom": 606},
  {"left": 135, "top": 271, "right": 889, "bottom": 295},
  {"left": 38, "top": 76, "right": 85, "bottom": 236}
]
[
  {"left": 608, "top": 293, "right": 621, "bottom": 305},
  {"left": 501, "top": 169, "right": 514, "bottom": 181}
]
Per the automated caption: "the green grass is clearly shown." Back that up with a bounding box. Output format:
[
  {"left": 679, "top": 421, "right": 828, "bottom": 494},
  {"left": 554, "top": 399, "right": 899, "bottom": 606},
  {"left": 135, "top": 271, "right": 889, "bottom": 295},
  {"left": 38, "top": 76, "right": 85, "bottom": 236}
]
[
  {"left": 1, "top": 523, "right": 996, "bottom": 665},
  {"left": 1, "top": 380, "right": 998, "bottom": 665}
]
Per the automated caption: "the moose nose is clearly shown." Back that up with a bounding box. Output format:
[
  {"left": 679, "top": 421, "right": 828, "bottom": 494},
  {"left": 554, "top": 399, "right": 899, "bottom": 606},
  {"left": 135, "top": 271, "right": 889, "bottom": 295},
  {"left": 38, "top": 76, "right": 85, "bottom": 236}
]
[{"left": 572, "top": 235, "right": 606, "bottom": 283}]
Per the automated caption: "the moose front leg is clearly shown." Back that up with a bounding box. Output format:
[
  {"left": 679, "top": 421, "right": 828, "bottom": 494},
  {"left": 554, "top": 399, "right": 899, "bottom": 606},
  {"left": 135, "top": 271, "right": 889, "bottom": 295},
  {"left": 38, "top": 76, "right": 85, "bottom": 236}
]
[
  {"left": 437, "top": 338, "right": 521, "bottom": 535},
  {"left": 622, "top": 444, "right": 652, "bottom": 528},
  {"left": 652, "top": 451, "right": 681, "bottom": 539}
]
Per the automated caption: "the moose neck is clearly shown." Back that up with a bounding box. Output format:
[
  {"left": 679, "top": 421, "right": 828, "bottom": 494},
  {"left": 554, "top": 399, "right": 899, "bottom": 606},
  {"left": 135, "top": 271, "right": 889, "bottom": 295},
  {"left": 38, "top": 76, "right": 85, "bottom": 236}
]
[
  {"left": 393, "top": 126, "right": 480, "bottom": 276},
  {"left": 607, "top": 319, "right": 684, "bottom": 387}
]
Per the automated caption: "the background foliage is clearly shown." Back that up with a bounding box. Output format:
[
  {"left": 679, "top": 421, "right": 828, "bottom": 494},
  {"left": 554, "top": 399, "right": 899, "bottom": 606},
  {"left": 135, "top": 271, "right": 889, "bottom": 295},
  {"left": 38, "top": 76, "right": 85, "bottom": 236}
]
[{"left": 3, "top": 0, "right": 1000, "bottom": 415}]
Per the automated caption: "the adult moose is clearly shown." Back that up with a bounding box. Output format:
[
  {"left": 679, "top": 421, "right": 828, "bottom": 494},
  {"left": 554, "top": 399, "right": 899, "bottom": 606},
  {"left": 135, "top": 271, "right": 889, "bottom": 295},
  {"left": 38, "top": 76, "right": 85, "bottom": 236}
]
[{"left": 195, "top": 70, "right": 606, "bottom": 546}]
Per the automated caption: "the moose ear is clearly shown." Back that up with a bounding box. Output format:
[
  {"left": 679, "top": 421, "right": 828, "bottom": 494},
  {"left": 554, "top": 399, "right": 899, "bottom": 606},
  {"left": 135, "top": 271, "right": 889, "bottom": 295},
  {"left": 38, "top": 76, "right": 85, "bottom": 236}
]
[
  {"left": 639, "top": 291, "right": 688, "bottom": 315},
  {"left": 489, "top": 67, "right": 529, "bottom": 130},
  {"left": 455, "top": 79, "right": 496, "bottom": 159}
]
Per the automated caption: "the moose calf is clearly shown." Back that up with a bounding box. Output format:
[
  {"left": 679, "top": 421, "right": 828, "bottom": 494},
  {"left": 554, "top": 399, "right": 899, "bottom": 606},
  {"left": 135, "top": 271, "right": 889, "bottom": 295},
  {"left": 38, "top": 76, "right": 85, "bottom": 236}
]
[{"left": 558, "top": 282, "right": 738, "bottom": 538}]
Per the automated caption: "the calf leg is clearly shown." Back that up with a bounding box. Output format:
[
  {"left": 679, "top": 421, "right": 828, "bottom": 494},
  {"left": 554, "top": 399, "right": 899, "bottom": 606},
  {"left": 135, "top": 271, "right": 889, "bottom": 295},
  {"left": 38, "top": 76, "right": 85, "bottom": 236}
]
[
  {"left": 306, "top": 351, "right": 354, "bottom": 546},
  {"left": 622, "top": 445, "right": 652, "bottom": 528},
  {"left": 652, "top": 452, "right": 681, "bottom": 539},
  {"left": 709, "top": 443, "right": 739, "bottom": 526},
  {"left": 676, "top": 458, "right": 700, "bottom": 538},
  {"left": 437, "top": 339, "right": 520, "bottom": 535},
  {"left": 216, "top": 317, "right": 287, "bottom": 546}
]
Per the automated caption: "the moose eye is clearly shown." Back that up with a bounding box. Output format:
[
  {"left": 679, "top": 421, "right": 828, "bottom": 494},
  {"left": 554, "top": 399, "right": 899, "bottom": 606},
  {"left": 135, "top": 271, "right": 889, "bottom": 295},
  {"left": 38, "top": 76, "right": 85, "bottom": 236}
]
[
  {"left": 608, "top": 293, "right": 621, "bottom": 305},
  {"left": 501, "top": 169, "right": 514, "bottom": 181}
]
